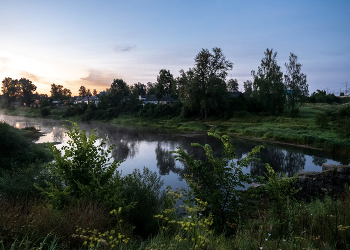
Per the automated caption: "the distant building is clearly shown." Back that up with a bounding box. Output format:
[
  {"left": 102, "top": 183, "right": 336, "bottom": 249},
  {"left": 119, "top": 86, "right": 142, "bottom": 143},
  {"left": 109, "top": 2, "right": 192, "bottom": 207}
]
[
  {"left": 139, "top": 95, "right": 176, "bottom": 105},
  {"left": 80, "top": 95, "right": 99, "bottom": 104}
]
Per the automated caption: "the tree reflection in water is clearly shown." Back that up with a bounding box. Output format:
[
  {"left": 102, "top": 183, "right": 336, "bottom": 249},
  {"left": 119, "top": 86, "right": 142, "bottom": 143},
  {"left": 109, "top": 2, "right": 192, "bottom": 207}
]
[
  {"left": 312, "top": 156, "right": 327, "bottom": 166},
  {"left": 0, "top": 114, "right": 347, "bottom": 188},
  {"left": 249, "top": 149, "right": 306, "bottom": 177}
]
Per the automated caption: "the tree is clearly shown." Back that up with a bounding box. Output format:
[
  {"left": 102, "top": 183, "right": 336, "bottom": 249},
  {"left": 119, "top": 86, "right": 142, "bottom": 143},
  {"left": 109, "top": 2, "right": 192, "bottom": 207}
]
[
  {"left": 226, "top": 79, "right": 239, "bottom": 92},
  {"left": 252, "top": 48, "right": 285, "bottom": 114},
  {"left": 155, "top": 69, "right": 174, "bottom": 102},
  {"left": 181, "top": 47, "right": 233, "bottom": 119},
  {"left": 1, "top": 77, "right": 20, "bottom": 104},
  {"left": 284, "top": 53, "right": 308, "bottom": 112},
  {"left": 18, "top": 78, "right": 37, "bottom": 106},
  {"left": 62, "top": 88, "right": 72, "bottom": 99},
  {"left": 50, "top": 84, "right": 71, "bottom": 101},
  {"left": 131, "top": 82, "right": 146, "bottom": 96},
  {"left": 243, "top": 80, "right": 253, "bottom": 98},
  {"left": 106, "top": 78, "right": 130, "bottom": 110},
  {"left": 146, "top": 82, "right": 156, "bottom": 95},
  {"left": 78, "top": 86, "right": 88, "bottom": 98},
  {"left": 92, "top": 89, "right": 98, "bottom": 96}
]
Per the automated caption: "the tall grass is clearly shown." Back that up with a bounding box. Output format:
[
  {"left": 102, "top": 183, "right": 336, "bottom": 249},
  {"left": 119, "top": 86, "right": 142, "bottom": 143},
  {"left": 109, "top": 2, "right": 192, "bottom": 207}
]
[{"left": 3, "top": 188, "right": 350, "bottom": 249}]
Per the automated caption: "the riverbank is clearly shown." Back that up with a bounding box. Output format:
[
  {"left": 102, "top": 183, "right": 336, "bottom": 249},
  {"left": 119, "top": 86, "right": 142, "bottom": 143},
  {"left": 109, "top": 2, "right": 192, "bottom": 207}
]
[
  {"left": 1, "top": 103, "right": 350, "bottom": 155},
  {"left": 1, "top": 112, "right": 350, "bottom": 249}
]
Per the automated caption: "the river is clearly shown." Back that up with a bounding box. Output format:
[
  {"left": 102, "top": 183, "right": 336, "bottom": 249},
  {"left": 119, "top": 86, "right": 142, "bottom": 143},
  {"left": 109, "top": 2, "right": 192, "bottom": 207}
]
[{"left": 1, "top": 114, "right": 347, "bottom": 190}]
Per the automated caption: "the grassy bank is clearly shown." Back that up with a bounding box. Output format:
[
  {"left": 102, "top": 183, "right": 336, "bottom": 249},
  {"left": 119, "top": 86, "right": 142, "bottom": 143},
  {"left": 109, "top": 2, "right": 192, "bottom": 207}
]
[
  {"left": 1, "top": 103, "right": 350, "bottom": 155},
  {"left": 2, "top": 188, "right": 350, "bottom": 249},
  {"left": 1, "top": 113, "right": 350, "bottom": 249}
]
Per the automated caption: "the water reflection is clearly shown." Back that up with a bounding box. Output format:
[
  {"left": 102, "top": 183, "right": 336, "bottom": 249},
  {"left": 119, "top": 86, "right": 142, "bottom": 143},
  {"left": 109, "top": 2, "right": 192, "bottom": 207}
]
[
  {"left": 312, "top": 156, "right": 327, "bottom": 166},
  {"left": 0, "top": 114, "right": 347, "bottom": 190},
  {"left": 250, "top": 149, "right": 306, "bottom": 177},
  {"left": 52, "top": 127, "right": 66, "bottom": 142}
]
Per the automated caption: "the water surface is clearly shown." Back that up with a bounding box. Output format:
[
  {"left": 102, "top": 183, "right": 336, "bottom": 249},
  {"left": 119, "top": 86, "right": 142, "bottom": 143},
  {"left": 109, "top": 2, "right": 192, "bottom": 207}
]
[{"left": 1, "top": 114, "right": 347, "bottom": 190}]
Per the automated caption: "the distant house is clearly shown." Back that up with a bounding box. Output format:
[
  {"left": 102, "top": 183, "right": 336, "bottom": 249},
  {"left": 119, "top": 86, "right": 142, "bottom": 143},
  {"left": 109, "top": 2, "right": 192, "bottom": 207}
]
[
  {"left": 80, "top": 95, "right": 99, "bottom": 104},
  {"left": 139, "top": 95, "right": 176, "bottom": 105}
]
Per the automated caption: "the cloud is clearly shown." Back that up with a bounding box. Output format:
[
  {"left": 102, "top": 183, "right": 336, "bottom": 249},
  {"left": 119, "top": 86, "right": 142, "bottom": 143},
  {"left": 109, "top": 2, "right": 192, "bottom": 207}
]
[
  {"left": 113, "top": 45, "right": 137, "bottom": 53},
  {"left": 19, "top": 71, "right": 43, "bottom": 83},
  {"left": 0, "top": 57, "right": 10, "bottom": 73},
  {"left": 77, "top": 69, "right": 121, "bottom": 91}
]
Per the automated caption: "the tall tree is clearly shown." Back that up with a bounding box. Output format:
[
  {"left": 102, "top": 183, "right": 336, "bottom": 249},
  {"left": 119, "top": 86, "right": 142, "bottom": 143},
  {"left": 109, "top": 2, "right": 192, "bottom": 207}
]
[
  {"left": 62, "top": 88, "right": 72, "bottom": 99},
  {"left": 251, "top": 49, "right": 285, "bottom": 114},
  {"left": 78, "top": 86, "right": 88, "bottom": 98},
  {"left": 284, "top": 53, "right": 308, "bottom": 112},
  {"left": 50, "top": 83, "right": 71, "bottom": 101},
  {"left": 146, "top": 82, "right": 156, "bottom": 95},
  {"left": 1, "top": 77, "right": 20, "bottom": 104},
  {"left": 18, "top": 78, "right": 37, "bottom": 106},
  {"left": 131, "top": 82, "right": 146, "bottom": 96},
  {"left": 243, "top": 80, "right": 253, "bottom": 98},
  {"left": 155, "top": 69, "right": 174, "bottom": 102},
  {"left": 108, "top": 78, "right": 130, "bottom": 107},
  {"left": 181, "top": 47, "right": 233, "bottom": 119},
  {"left": 227, "top": 79, "right": 239, "bottom": 92},
  {"left": 92, "top": 89, "right": 98, "bottom": 96}
]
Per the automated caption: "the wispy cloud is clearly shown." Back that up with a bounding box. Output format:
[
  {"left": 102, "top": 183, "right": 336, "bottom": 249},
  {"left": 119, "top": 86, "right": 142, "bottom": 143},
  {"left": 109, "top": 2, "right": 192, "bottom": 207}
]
[
  {"left": 113, "top": 45, "right": 137, "bottom": 53},
  {"left": 77, "top": 69, "right": 120, "bottom": 91},
  {"left": 0, "top": 57, "right": 10, "bottom": 73},
  {"left": 19, "top": 71, "right": 43, "bottom": 83}
]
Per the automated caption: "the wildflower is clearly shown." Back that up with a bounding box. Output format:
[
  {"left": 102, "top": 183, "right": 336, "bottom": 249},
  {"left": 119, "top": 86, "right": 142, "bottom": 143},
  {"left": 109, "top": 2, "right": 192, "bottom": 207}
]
[
  {"left": 265, "top": 238, "right": 268, "bottom": 241},
  {"left": 268, "top": 233, "right": 271, "bottom": 236},
  {"left": 260, "top": 247, "right": 263, "bottom": 249},
  {"left": 188, "top": 216, "right": 191, "bottom": 218}
]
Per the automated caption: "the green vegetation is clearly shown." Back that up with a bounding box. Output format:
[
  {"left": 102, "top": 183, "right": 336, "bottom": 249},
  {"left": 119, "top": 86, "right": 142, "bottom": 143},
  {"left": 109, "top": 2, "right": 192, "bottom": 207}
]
[
  {"left": 1, "top": 125, "right": 350, "bottom": 249},
  {"left": 2, "top": 47, "right": 350, "bottom": 155},
  {"left": 2, "top": 100, "right": 350, "bottom": 155},
  {"left": 172, "top": 133, "right": 264, "bottom": 233}
]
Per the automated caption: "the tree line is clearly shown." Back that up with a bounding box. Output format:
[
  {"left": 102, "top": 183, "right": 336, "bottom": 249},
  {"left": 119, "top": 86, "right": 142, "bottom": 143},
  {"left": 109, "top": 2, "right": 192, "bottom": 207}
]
[{"left": 2, "top": 47, "right": 343, "bottom": 119}]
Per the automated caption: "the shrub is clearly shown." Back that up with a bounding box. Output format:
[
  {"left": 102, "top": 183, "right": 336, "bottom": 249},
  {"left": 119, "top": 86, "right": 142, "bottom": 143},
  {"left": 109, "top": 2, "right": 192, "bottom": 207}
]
[
  {"left": 119, "top": 167, "right": 165, "bottom": 238},
  {"left": 172, "top": 133, "right": 264, "bottom": 233},
  {"left": 43, "top": 122, "right": 123, "bottom": 207},
  {"left": 40, "top": 107, "right": 50, "bottom": 117},
  {"left": 0, "top": 122, "right": 51, "bottom": 170}
]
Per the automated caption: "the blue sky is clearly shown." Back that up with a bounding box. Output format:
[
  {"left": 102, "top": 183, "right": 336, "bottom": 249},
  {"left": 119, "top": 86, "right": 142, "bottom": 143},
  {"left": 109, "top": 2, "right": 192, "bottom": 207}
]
[{"left": 0, "top": 0, "right": 349, "bottom": 95}]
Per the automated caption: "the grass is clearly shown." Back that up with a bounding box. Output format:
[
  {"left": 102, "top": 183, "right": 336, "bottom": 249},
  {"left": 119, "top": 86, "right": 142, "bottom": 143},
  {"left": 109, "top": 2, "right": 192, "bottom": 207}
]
[
  {"left": 2, "top": 190, "right": 350, "bottom": 249},
  {"left": 2, "top": 103, "right": 350, "bottom": 155}
]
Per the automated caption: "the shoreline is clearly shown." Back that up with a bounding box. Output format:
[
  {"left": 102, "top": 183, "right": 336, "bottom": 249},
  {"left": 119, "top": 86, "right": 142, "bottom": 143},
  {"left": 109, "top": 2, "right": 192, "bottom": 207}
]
[{"left": 1, "top": 107, "right": 350, "bottom": 156}]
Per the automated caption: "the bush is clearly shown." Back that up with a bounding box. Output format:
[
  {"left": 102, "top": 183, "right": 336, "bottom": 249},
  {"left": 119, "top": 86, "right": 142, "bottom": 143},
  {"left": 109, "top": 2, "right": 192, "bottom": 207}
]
[
  {"left": 172, "top": 133, "right": 263, "bottom": 233},
  {"left": 119, "top": 167, "right": 165, "bottom": 238},
  {"left": 46, "top": 122, "right": 122, "bottom": 206},
  {"left": 40, "top": 107, "right": 50, "bottom": 117},
  {"left": 0, "top": 122, "right": 51, "bottom": 170}
]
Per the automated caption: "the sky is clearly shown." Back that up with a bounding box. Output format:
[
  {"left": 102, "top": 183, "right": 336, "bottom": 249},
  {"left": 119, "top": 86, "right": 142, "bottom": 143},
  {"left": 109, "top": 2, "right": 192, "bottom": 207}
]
[{"left": 0, "top": 0, "right": 349, "bottom": 96}]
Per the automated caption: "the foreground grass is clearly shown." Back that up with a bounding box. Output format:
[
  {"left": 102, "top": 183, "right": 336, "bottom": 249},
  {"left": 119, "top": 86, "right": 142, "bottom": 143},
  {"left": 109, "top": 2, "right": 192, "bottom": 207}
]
[
  {"left": 2, "top": 191, "right": 350, "bottom": 249},
  {"left": 2, "top": 103, "right": 350, "bottom": 155}
]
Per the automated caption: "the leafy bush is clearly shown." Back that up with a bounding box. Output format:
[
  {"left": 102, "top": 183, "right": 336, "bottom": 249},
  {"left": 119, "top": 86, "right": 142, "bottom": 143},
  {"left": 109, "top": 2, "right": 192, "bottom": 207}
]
[
  {"left": 172, "top": 133, "right": 263, "bottom": 233},
  {"left": 264, "top": 164, "right": 300, "bottom": 245},
  {"left": 118, "top": 167, "right": 165, "bottom": 238},
  {"left": 42, "top": 122, "right": 166, "bottom": 238},
  {"left": 45, "top": 122, "right": 122, "bottom": 206}
]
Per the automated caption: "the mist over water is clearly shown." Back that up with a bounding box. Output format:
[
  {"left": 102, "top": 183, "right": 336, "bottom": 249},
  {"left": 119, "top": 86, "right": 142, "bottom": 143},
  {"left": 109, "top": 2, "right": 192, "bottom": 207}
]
[{"left": 1, "top": 114, "right": 347, "bottom": 190}]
